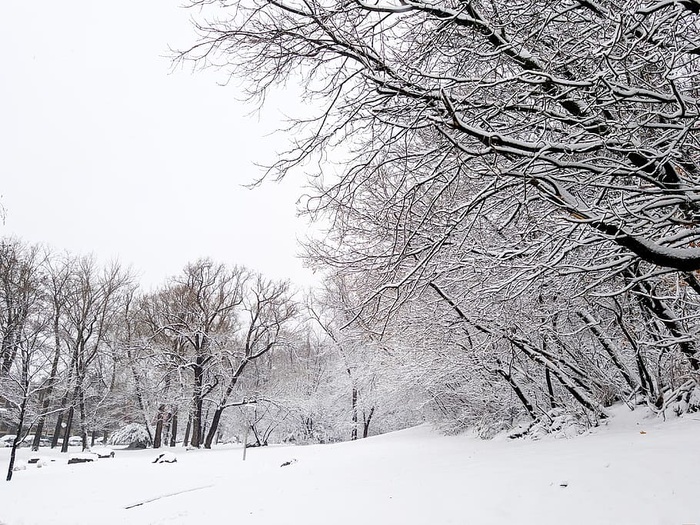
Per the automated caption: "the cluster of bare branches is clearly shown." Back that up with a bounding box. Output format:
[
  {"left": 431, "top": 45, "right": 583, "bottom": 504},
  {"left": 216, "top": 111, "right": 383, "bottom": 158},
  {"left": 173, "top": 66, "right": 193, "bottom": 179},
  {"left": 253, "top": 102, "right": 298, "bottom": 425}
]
[{"left": 179, "top": 0, "right": 700, "bottom": 432}]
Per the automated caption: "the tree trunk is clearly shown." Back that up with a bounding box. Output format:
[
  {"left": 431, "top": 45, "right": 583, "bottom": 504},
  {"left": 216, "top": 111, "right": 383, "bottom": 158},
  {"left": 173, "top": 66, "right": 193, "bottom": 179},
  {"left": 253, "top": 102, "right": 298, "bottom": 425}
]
[
  {"left": 496, "top": 365, "right": 537, "bottom": 420},
  {"left": 191, "top": 360, "right": 204, "bottom": 448},
  {"left": 61, "top": 405, "right": 74, "bottom": 453},
  {"left": 6, "top": 388, "right": 29, "bottom": 481},
  {"left": 362, "top": 407, "right": 375, "bottom": 438},
  {"left": 170, "top": 413, "right": 178, "bottom": 447},
  {"left": 545, "top": 366, "right": 557, "bottom": 409},
  {"left": 351, "top": 387, "right": 358, "bottom": 441},
  {"left": 163, "top": 415, "right": 171, "bottom": 448},
  {"left": 183, "top": 414, "right": 192, "bottom": 447},
  {"left": 204, "top": 406, "right": 224, "bottom": 449},
  {"left": 78, "top": 383, "right": 88, "bottom": 451},
  {"left": 51, "top": 411, "right": 64, "bottom": 449},
  {"left": 153, "top": 404, "right": 166, "bottom": 449},
  {"left": 613, "top": 300, "right": 656, "bottom": 400},
  {"left": 31, "top": 417, "right": 47, "bottom": 452}
]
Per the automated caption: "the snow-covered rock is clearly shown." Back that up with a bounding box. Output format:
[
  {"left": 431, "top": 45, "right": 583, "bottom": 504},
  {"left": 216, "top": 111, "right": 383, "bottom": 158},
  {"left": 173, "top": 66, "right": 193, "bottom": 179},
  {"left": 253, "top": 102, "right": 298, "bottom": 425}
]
[
  {"left": 153, "top": 452, "right": 177, "bottom": 464},
  {"left": 89, "top": 446, "right": 115, "bottom": 458},
  {"left": 67, "top": 453, "right": 98, "bottom": 464}
]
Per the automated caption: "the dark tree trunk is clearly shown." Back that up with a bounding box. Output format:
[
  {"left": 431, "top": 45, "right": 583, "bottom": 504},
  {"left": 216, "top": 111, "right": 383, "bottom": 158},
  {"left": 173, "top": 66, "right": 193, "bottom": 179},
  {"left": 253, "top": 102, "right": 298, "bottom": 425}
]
[
  {"left": 496, "top": 365, "right": 537, "bottom": 420},
  {"left": 204, "top": 407, "right": 224, "bottom": 449},
  {"left": 163, "top": 417, "right": 171, "bottom": 448},
  {"left": 191, "top": 359, "right": 204, "bottom": 448},
  {"left": 251, "top": 424, "right": 263, "bottom": 446},
  {"left": 613, "top": 299, "right": 656, "bottom": 400},
  {"left": 351, "top": 387, "right": 358, "bottom": 441},
  {"left": 61, "top": 405, "right": 74, "bottom": 453},
  {"left": 6, "top": 435, "right": 20, "bottom": 482},
  {"left": 545, "top": 367, "right": 557, "bottom": 409},
  {"left": 153, "top": 404, "right": 166, "bottom": 449},
  {"left": 362, "top": 407, "right": 375, "bottom": 438},
  {"left": 51, "top": 412, "right": 64, "bottom": 449},
  {"left": 6, "top": 393, "right": 28, "bottom": 481},
  {"left": 31, "top": 418, "right": 47, "bottom": 452},
  {"left": 636, "top": 353, "right": 654, "bottom": 399},
  {"left": 154, "top": 372, "right": 172, "bottom": 449},
  {"left": 170, "top": 414, "right": 178, "bottom": 447},
  {"left": 78, "top": 384, "right": 88, "bottom": 451},
  {"left": 183, "top": 414, "right": 192, "bottom": 447}
]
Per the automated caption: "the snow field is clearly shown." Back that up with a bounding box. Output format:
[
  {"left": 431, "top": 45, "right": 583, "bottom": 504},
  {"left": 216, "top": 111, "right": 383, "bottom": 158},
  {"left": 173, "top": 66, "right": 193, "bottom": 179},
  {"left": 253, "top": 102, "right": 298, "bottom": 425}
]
[{"left": 0, "top": 407, "right": 698, "bottom": 525}]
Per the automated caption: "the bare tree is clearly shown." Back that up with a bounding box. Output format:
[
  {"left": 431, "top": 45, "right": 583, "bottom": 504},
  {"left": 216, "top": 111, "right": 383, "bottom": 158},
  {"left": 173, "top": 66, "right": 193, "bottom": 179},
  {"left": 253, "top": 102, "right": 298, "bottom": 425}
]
[
  {"left": 203, "top": 275, "right": 296, "bottom": 448},
  {"left": 157, "top": 260, "right": 246, "bottom": 448},
  {"left": 57, "top": 257, "right": 131, "bottom": 451},
  {"left": 31, "top": 252, "right": 71, "bottom": 451},
  {"left": 0, "top": 239, "right": 51, "bottom": 480}
]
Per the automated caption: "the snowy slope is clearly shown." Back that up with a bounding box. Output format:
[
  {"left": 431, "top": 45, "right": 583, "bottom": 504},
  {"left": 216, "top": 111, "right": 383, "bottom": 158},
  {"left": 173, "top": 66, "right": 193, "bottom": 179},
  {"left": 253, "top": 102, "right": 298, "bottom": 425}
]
[{"left": 1, "top": 406, "right": 698, "bottom": 525}]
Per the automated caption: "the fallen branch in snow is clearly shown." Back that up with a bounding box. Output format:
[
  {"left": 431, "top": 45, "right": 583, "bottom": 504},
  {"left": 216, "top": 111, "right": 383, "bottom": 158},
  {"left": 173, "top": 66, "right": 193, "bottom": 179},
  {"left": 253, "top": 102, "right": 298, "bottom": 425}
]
[{"left": 124, "top": 485, "right": 214, "bottom": 509}]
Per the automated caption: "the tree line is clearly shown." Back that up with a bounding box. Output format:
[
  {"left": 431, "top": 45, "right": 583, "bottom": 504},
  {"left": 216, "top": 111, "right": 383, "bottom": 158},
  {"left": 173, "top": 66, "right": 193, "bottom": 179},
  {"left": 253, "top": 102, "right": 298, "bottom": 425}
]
[{"left": 1, "top": 237, "right": 416, "bottom": 481}]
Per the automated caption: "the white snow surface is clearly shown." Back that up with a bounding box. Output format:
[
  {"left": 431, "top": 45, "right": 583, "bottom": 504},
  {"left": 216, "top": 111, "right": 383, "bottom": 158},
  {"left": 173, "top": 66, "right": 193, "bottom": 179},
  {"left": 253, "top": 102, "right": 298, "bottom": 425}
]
[{"left": 1, "top": 406, "right": 698, "bottom": 524}]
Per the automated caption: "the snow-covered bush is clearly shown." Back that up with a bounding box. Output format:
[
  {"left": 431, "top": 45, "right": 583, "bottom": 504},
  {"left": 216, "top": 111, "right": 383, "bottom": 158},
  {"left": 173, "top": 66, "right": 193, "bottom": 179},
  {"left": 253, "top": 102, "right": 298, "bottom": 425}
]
[{"left": 108, "top": 424, "right": 151, "bottom": 448}]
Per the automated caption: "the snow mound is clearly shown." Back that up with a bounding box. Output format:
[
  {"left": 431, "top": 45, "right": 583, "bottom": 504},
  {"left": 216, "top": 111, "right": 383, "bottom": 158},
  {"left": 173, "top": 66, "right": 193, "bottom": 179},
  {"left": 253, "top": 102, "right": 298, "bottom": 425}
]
[{"left": 153, "top": 452, "right": 177, "bottom": 464}]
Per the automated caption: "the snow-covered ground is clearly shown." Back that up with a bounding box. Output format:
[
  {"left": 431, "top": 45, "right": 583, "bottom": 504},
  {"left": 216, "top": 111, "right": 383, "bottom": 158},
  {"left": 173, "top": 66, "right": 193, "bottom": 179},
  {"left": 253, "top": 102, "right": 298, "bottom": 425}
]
[{"left": 1, "top": 406, "right": 699, "bottom": 525}]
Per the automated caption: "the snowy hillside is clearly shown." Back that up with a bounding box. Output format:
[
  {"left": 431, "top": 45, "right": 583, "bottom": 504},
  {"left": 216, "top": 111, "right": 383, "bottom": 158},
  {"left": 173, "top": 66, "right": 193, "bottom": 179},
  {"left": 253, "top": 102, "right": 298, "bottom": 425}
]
[{"left": 1, "top": 406, "right": 698, "bottom": 525}]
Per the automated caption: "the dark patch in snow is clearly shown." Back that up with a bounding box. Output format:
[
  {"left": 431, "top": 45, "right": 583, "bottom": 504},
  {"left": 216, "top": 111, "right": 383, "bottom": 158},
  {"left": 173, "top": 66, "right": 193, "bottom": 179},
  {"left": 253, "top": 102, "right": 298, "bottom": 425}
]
[{"left": 67, "top": 453, "right": 98, "bottom": 464}]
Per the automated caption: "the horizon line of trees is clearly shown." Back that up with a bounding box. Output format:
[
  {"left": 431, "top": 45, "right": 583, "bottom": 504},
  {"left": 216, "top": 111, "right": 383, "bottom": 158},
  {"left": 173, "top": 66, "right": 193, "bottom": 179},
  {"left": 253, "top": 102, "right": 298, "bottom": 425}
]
[{"left": 1, "top": 236, "right": 417, "bottom": 481}]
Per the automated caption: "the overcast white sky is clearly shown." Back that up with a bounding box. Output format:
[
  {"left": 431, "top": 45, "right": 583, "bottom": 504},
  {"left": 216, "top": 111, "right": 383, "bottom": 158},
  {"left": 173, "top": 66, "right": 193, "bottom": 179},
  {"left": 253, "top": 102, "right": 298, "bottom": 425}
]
[{"left": 0, "top": 1, "right": 319, "bottom": 290}]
